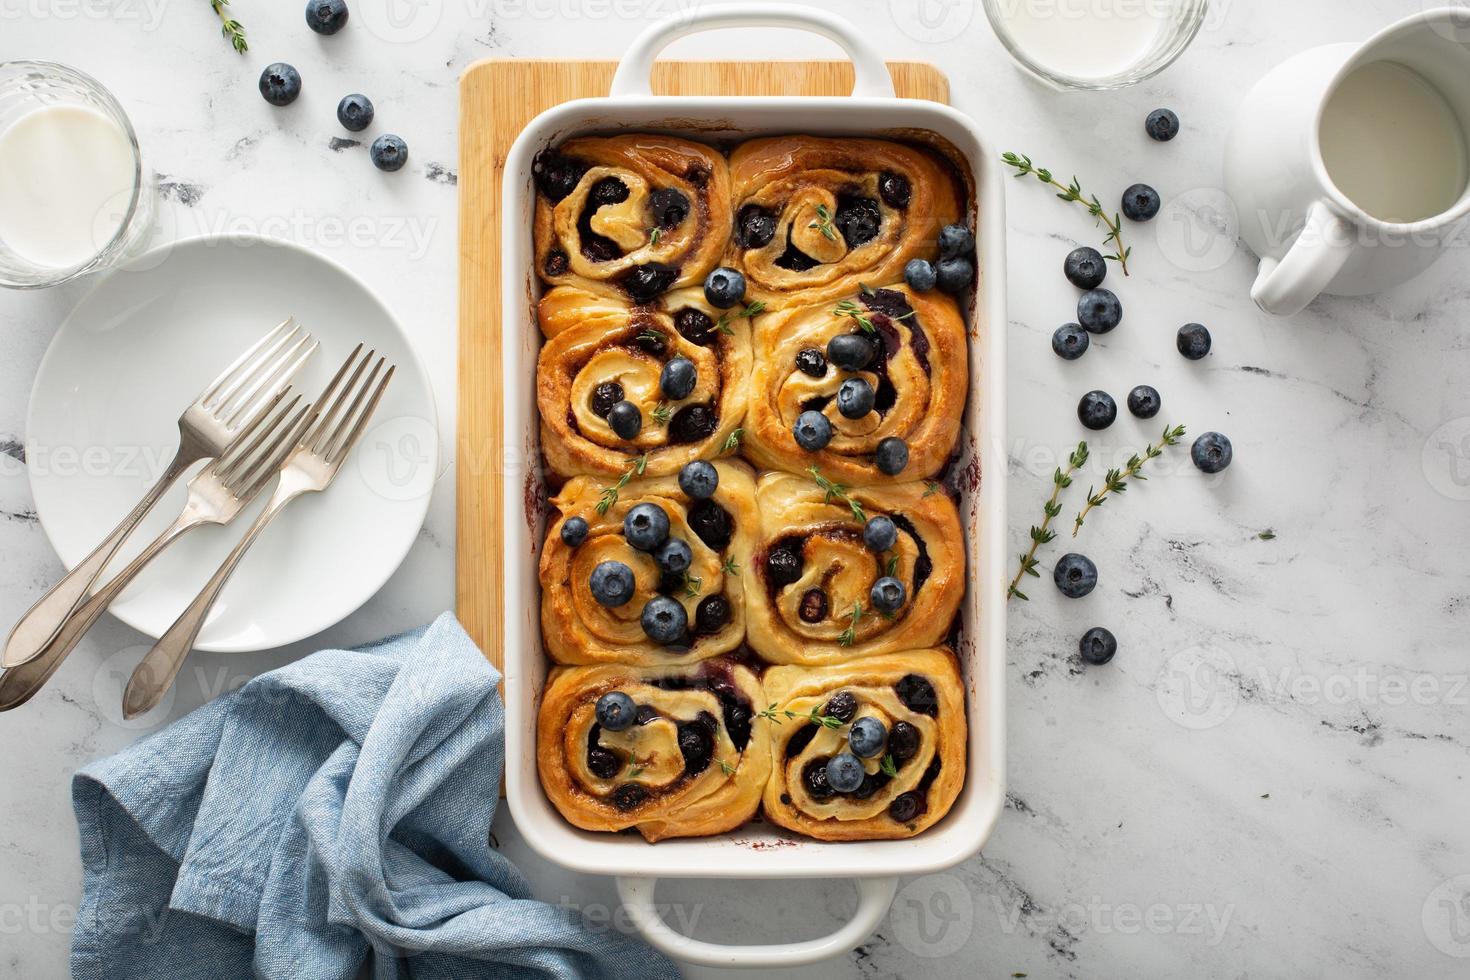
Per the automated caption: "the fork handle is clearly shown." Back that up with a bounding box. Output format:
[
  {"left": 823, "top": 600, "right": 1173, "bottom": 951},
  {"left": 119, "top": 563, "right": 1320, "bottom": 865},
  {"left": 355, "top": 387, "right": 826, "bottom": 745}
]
[
  {"left": 2, "top": 448, "right": 198, "bottom": 669},
  {"left": 122, "top": 488, "right": 303, "bottom": 719}
]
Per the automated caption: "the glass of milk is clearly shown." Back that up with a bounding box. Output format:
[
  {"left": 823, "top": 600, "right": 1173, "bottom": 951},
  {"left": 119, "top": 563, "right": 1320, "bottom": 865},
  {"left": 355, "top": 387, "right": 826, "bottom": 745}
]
[
  {"left": 0, "top": 62, "right": 155, "bottom": 289},
  {"left": 982, "top": 0, "right": 1208, "bottom": 90}
]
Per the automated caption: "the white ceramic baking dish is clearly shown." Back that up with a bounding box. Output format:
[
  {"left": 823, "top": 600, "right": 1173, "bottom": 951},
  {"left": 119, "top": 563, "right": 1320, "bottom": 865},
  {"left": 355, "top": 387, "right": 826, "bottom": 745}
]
[{"left": 500, "top": 5, "right": 1006, "bottom": 968}]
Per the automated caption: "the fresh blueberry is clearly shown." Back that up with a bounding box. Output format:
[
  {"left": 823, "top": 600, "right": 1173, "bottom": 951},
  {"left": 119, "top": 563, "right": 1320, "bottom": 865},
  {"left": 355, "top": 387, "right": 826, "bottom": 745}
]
[
  {"left": 875, "top": 437, "right": 909, "bottom": 475},
  {"left": 1078, "top": 288, "right": 1122, "bottom": 333},
  {"left": 904, "top": 258, "right": 938, "bottom": 292},
  {"left": 825, "top": 753, "right": 866, "bottom": 794},
  {"left": 1127, "top": 384, "right": 1162, "bottom": 419},
  {"left": 1145, "top": 108, "right": 1180, "bottom": 142},
  {"left": 827, "top": 333, "right": 874, "bottom": 372},
  {"left": 870, "top": 575, "right": 906, "bottom": 613},
  {"left": 1052, "top": 323, "right": 1090, "bottom": 360},
  {"left": 795, "top": 347, "right": 828, "bottom": 377},
  {"left": 678, "top": 460, "right": 718, "bottom": 499},
  {"left": 560, "top": 516, "right": 589, "bottom": 547},
  {"left": 606, "top": 400, "right": 642, "bottom": 440},
  {"left": 596, "top": 691, "right": 636, "bottom": 731},
  {"left": 703, "top": 266, "right": 746, "bottom": 308},
  {"left": 836, "top": 377, "right": 876, "bottom": 419},
  {"left": 936, "top": 256, "right": 975, "bottom": 294},
  {"left": 1191, "top": 432, "right": 1233, "bottom": 474},
  {"left": 863, "top": 515, "right": 897, "bottom": 552},
  {"left": 1177, "top": 322, "right": 1211, "bottom": 359},
  {"left": 655, "top": 537, "right": 692, "bottom": 575},
  {"left": 1079, "top": 626, "right": 1117, "bottom": 665},
  {"left": 848, "top": 717, "right": 888, "bottom": 758},
  {"left": 304, "top": 0, "right": 348, "bottom": 33},
  {"left": 694, "top": 594, "right": 730, "bottom": 634},
  {"left": 259, "top": 63, "right": 302, "bottom": 107},
  {"left": 336, "top": 93, "right": 373, "bottom": 132},
  {"left": 589, "top": 561, "right": 635, "bottom": 607},
  {"left": 937, "top": 223, "right": 975, "bottom": 258},
  {"left": 793, "top": 410, "right": 833, "bottom": 451},
  {"left": 641, "top": 596, "right": 688, "bottom": 644},
  {"left": 623, "top": 502, "right": 670, "bottom": 552},
  {"left": 1053, "top": 553, "right": 1098, "bottom": 598},
  {"left": 766, "top": 546, "right": 804, "bottom": 586},
  {"left": 1064, "top": 246, "right": 1107, "bottom": 289},
  {"left": 1121, "top": 183, "right": 1162, "bottom": 221},
  {"left": 1077, "top": 390, "right": 1117, "bottom": 430},
  {"left": 660, "top": 356, "right": 697, "bottom": 400},
  {"left": 370, "top": 134, "right": 408, "bottom": 172}
]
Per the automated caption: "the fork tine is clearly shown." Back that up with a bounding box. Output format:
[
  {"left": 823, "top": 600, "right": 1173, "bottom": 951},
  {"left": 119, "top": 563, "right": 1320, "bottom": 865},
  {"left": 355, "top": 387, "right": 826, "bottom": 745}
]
[
  {"left": 213, "top": 325, "right": 309, "bottom": 423},
  {"left": 212, "top": 392, "right": 301, "bottom": 486},
  {"left": 305, "top": 346, "right": 371, "bottom": 453},
  {"left": 207, "top": 320, "right": 300, "bottom": 411},
  {"left": 232, "top": 402, "right": 315, "bottom": 499},
  {"left": 326, "top": 364, "right": 394, "bottom": 466},
  {"left": 199, "top": 317, "right": 293, "bottom": 405},
  {"left": 221, "top": 334, "right": 319, "bottom": 429},
  {"left": 322, "top": 357, "right": 383, "bottom": 459}
]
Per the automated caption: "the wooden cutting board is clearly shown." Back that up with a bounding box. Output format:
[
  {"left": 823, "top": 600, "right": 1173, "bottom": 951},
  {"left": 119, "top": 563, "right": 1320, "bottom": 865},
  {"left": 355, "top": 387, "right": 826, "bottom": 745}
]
[{"left": 456, "top": 60, "right": 950, "bottom": 671}]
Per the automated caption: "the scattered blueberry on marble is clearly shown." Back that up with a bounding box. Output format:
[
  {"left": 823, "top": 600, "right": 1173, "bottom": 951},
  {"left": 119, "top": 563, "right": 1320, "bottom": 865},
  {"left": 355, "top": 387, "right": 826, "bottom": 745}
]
[
  {"left": 875, "top": 437, "right": 909, "bottom": 476},
  {"left": 1064, "top": 246, "right": 1107, "bottom": 289},
  {"left": 560, "top": 516, "right": 589, "bottom": 547},
  {"left": 678, "top": 460, "right": 719, "bottom": 499},
  {"left": 825, "top": 753, "right": 866, "bottom": 794},
  {"left": 258, "top": 63, "right": 302, "bottom": 107},
  {"left": 655, "top": 537, "right": 693, "bottom": 575},
  {"left": 623, "top": 502, "right": 670, "bottom": 552},
  {"left": 1054, "top": 553, "right": 1098, "bottom": 598},
  {"left": 595, "top": 691, "right": 636, "bottom": 731},
  {"left": 1145, "top": 108, "right": 1180, "bottom": 142},
  {"left": 937, "top": 223, "right": 975, "bottom": 258},
  {"left": 793, "top": 410, "right": 833, "bottom": 451},
  {"left": 336, "top": 93, "right": 373, "bottom": 132},
  {"left": 1121, "top": 183, "right": 1162, "bottom": 222},
  {"left": 641, "top": 596, "right": 688, "bottom": 644},
  {"left": 1177, "top": 322, "right": 1212, "bottom": 359},
  {"left": 848, "top": 717, "right": 888, "bottom": 758},
  {"left": 864, "top": 515, "right": 898, "bottom": 552},
  {"left": 1127, "top": 384, "right": 1162, "bottom": 419},
  {"left": 1191, "top": 431, "right": 1233, "bottom": 474},
  {"left": 304, "top": 0, "right": 348, "bottom": 33},
  {"left": 1078, "top": 288, "right": 1122, "bottom": 333},
  {"left": 370, "top": 134, "right": 408, "bottom": 172},
  {"left": 870, "top": 575, "right": 906, "bottom": 613},
  {"left": 904, "top": 258, "right": 938, "bottom": 292},
  {"left": 795, "top": 347, "right": 828, "bottom": 377},
  {"left": 836, "top": 377, "right": 876, "bottom": 419},
  {"left": 606, "top": 400, "right": 642, "bottom": 440},
  {"left": 1079, "top": 626, "right": 1117, "bottom": 665},
  {"left": 1077, "top": 389, "right": 1118, "bottom": 430},
  {"left": 936, "top": 256, "right": 975, "bottom": 294},
  {"left": 827, "top": 333, "right": 874, "bottom": 372},
  {"left": 660, "top": 356, "right": 697, "bottom": 400},
  {"left": 589, "top": 560, "right": 635, "bottom": 607},
  {"left": 703, "top": 266, "right": 746, "bottom": 308},
  {"left": 1052, "top": 323, "right": 1090, "bottom": 360}
]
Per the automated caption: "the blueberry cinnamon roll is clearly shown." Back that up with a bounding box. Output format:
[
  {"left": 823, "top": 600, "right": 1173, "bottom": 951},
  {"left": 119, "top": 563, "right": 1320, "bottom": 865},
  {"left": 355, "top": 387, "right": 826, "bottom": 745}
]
[
  {"left": 762, "top": 650, "right": 965, "bottom": 840},
  {"left": 537, "top": 658, "right": 771, "bottom": 841},
  {"left": 536, "top": 286, "right": 753, "bottom": 478},
  {"left": 744, "top": 472, "right": 963, "bottom": 666},
  {"left": 541, "top": 461, "right": 757, "bottom": 666},
  {"left": 533, "top": 135, "right": 730, "bottom": 304},
  {"left": 727, "top": 136, "right": 961, "bottom": 307},
  {"left": 743, "top": 284, "right": 967, "bottom": 484}
]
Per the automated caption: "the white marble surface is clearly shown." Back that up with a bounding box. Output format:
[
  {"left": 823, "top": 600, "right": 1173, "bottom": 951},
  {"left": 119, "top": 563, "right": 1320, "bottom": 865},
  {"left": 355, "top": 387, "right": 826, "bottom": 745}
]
[{"left": 4, "top": 0, "right": 1470, "bottom": 976}]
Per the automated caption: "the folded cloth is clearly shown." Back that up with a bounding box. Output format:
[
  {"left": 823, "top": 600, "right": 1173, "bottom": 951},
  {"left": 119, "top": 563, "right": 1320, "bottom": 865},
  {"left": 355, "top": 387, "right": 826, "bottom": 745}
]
[{"left": 71, "top": 613, "right": 680, "bottom": 980}]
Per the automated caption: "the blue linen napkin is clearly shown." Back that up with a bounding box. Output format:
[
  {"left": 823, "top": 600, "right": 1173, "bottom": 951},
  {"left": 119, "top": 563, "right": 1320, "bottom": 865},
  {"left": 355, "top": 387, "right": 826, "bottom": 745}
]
[{"left": 70, "top": 612, "right": 680, "bottom": 980}]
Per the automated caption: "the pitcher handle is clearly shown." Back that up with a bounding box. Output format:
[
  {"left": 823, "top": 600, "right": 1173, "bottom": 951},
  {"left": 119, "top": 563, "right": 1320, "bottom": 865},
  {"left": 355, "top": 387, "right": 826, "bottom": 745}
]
[{"left": 1251, "top": 199, "right": 1355, "bottom": 316}]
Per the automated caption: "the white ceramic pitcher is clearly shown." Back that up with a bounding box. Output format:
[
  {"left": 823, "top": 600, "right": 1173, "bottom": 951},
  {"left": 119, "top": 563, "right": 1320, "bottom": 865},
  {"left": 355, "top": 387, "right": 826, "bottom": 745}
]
[{"left": 1224, "top": 9, "right": 1470, "bottom": 316}]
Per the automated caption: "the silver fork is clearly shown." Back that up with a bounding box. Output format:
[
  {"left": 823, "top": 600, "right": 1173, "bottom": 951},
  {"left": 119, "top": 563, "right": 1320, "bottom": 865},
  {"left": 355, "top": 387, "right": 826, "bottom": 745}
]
[
  {"left": 122, "top": 345, "right": 394, "bottom": 720},
  {"left": 2, "top": 318, "right": 317, "bottom": 669},
  {"left": 0, "top": 391, "right": 315, "bottom": 712}
]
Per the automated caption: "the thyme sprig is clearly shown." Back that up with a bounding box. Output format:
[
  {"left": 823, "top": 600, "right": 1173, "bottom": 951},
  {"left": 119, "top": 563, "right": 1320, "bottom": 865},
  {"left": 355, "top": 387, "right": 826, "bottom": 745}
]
[
  {"left": 682, "top": 573, "right": 703, "bottom": 599},
  {"left": 880, "top": 754, "right": 899, "bottom": 778},
  {"left": 716, "top": 300, "right": 765, "bottom": 336},
  {"left": 718, "top": 759, "right": 736, "bottom": 776},
  {"left": 636, "top": 328, "right": 665, "bottom": 346},
  {"left": 595, "top": 453, "right": 649, "bottom": 515},
  {"left": 1008, "top": 442, "right": 1088, "bottom": 601},
  {"left": 1001, "top": 152, "right": 1131, "bottom": 276},
  {"left": 722, "top": 427, "right": 744, "bottom": 453},
  {"left": 833, "top": 299, "right": 877, "bottom": 334},
  {"left": 649, "top": 227, "right": 661, "bottom": 245},
  {"left": 757, "top": 702, "right": 783, "bottom": 724},
  {"left": 809, "top": 466, "right": 866, "bottom": 523},
  {"left": 1072, "top": 424, "right": 1186, "bottom": 535},
  {"left": 209, "top": 0, "right": 247, "bottom": 53},
  {"left": 784, "top": 705, "right": 844, "bottom": 729},
  {"left": 838, "top": 602, "right": 864, "bottom": 647},
  {"left": 720, "top": 556, "right": 739, "bottom": 576},
  {"left": 651, "top": 402, "right": 672, "bottom": 425},
  {"left": 809, "top": 203, "right": 838, "bottom": 241}
]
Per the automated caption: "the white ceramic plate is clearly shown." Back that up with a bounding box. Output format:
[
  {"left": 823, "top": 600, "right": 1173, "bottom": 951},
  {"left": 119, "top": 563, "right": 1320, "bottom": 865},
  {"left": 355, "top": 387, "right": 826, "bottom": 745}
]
[{"left": 27, "top": 234, "right": 437, "bottom": 652}]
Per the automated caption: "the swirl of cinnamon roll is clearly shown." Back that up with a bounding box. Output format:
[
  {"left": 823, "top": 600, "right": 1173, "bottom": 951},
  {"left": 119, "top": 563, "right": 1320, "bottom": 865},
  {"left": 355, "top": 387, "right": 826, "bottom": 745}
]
[
  {"left": 743, "top": 284, "right": 967, "bottom": 484},
  {"left": 762, "top": 650, "right": 966, "bottom": 840},
  {"left": 536, "top": 286, "right": 753, "bottom": 478},
  {"left": 537, "top": 658, "right": 771, "bottom": 841},
  {"left": 533, "top": 135, "right": 730, "bottom": 304},
  {"left": 541, "top": 461, "right": 758, "bottom": 666},
  {"left": 726, "top": 136, "right": 961, "bottom": 308}
]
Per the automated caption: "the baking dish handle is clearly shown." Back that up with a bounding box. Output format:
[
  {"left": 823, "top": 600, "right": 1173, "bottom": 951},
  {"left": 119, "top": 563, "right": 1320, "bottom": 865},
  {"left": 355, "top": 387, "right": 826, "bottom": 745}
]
[
  {"left": 615, "top": 874, "right": 898, "bottom": 968},
  {"left": 609, "top": 3, "right": 897, "bottom": 100}
]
